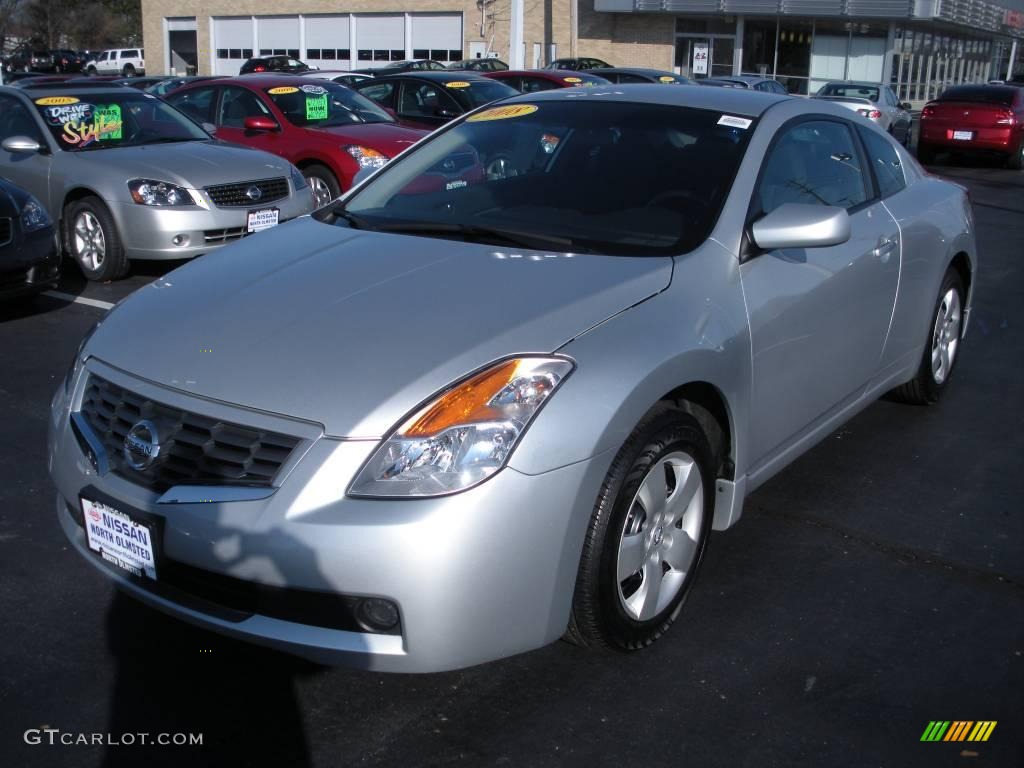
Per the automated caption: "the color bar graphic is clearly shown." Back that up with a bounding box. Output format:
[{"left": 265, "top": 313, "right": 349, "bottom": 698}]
[{"left": 921, "top": 721, "right": 996, "bottom": 742}]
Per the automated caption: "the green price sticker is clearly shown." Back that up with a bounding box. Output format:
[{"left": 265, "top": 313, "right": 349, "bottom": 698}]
[
  {"left": 94, "top": 104, "right": 122, "bottom": 140},
  {"left": 305, "top": 95, "right": 328, "bottom": 121}
]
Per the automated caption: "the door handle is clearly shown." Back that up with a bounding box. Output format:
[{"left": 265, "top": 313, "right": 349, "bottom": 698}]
[{"left": 873, "top": 236, "right": 898, "bottom": 259}]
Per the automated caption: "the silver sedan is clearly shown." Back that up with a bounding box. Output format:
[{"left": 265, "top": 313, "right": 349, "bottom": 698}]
[
  {"left": 0, "top": 84, "right": 314, "bottom": 280},
  {"left": 813, "top": 81, "right": 913, "bottom": 144},
  {"left": 49, "top": 85, "right": 975, "bottom": 672}
]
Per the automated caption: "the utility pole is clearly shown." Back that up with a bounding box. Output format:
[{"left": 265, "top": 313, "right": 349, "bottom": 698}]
[{"left": 510, "top": 0, "right": 524, "bottom": 69}]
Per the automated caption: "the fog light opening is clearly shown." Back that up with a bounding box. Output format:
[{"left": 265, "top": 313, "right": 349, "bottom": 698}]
[
  {"left": 172, "top": 234, "right": 190, "bottom": 247},
  {"left": 355, "top": 598, "right": 399, "bottom": 632}
]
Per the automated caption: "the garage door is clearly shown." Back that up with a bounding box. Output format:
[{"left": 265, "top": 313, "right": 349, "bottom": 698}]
[
  {"left": 213, "top": 17, "right": 253, "bottom": 76},
  {"left": 411, "top": 14, "right": 463, "bottom": 65},
  {"left": 354, "top": 14, "right": 405, "bottom": 70},
  {"left": 257, "top": 16, "right": 300, "bottom": 59},
  {"left": 304, "top": 15, "right": 352, "bottom": 71}
]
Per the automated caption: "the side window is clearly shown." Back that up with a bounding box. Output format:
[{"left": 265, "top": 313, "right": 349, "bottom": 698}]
[
  {"left": 358, "top": 82, "right": 395, "bottom": 109},
  {"left": 521, "top": 77, "right": 558, "bottom": 93},
  {"left": 756, "top": 120, "right": 869, "bottom": 215},
  {"left": 0, "top": 96, "right": 45, "bottom": 143},
  {"left": 399, "top": 83, "right": 447, "bottom": 117},
  {"left": 218, "top": 87, "right": 271, "bottom": 128},
  {"left": 884, "top": 88, "right": 899, "bottom": 107},
  {"left": 619, "top": 74, "right": 649, "bottom": 84},
  {"left": 98, "top": 52, "right": 108, "bottom": 62},
  {"left": 773, "top": 82, "right": 788, "bottom": 94},
  {"left": 754, "top": 81, "right": 769, "bottom": 92},
  {"left": 858, "top": 126, "right": 906, "bottom": 198},
  {"left": 166, "top": 86, "right": 217, "bottom": 124}
]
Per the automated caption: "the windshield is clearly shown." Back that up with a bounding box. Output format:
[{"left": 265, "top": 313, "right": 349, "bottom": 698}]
[
  {"left": 35, "top": 92, "right": 209, "bottom": 151},
  {"left": 443, "top": 79, "right": 519, "bottom": 109},
  {"left": 818, "top": 84, "right": 879, "bottom": 101},
  {"left": 938, "top": 86, "right": 1015, "bottom": 105},
  {"left": 265, "top": 82, "right": 393, "bottom": 126},
  {"left": 336, "top": 100, "right": 753, "bottom": 256}
]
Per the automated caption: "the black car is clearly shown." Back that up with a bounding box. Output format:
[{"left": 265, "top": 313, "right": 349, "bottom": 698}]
[
  {"left": 4, "top": 48, "right": 54, "bottom": 73},
  {"left": 583, "top": 67, "right": 690, "bottom": 85},
  {"left": 0, "top": 175, "right": 59, "bottom": 299},
  {"left": 111, "top": 76, "right": 168, "bottom": 90},
  {"left": 144, "top": 75, "right": 223, "bottom": 97},
  {"left": 545, "top": 57, "right": 612, "bottom": 71},
  {"left": 353, "top": 59, "right": 448, "bottom": 77},
  {"left": 353, "top": 71, "right": 517, "bottom": 130},
  {"left": 448, "top": 58, "right": 508, "bottom": 72},
  {"left": 698, "top": 75, "right": 788, "bottom": 94},
  {"left": 52, "top": 49, "right": 84, "bottom": 73},
  {"left": 239, "top": 56, "right": 312, "bottom": 75}
]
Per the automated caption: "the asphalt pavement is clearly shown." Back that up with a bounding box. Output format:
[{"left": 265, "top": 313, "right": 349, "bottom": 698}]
[{"left": 0, "top": 160, "right": 1021, "bottom": 768}]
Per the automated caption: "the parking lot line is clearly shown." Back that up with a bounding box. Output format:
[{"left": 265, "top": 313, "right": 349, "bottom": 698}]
[{"left": 42, "top": 290, "right": 115, "bottom": 311}]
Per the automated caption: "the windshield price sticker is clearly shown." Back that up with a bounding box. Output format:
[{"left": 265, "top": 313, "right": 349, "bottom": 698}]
[
  {"left": 300, "top": 84, "right": 326, "bottom": 95},
  {"left": 305, "top": 94, "right": 328, "bottom": 121},
  {"left": 46, "top": 102, "right": 93, "bottom": 125},
  {"left": 35, "top": 96, "right": 79, "bottom": 106},
  {"left": 468, "top": 104, "right": 539, "bottom": 122},
  {"left": 718, "top": 115, "right": 752, "bottom": 129},
  {"left": 268, "top": 86, "right": 299, "bottom": 95},
  {"left": 58, "top": 103, "right": 123, "bottom": 146},
  {"left": 563, "top": 77, "right": 582, "bottom": 83},
  {"left": 445, "top": 81, "right": 471, "bottom": 89},
  {"left": 94, "top": 104, "right": 123, "bottom": 140},
  {"left": 659, "top": 76, "right": 676, "bottom": 83}
]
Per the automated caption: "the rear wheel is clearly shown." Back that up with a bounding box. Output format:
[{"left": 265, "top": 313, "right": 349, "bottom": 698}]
[
  {"left": 122, "top": 64, "right": 135, "bottom": 77},
  {"left": 890, "top": 268, "right": 965, "bottom": 405},
  {"left": 567, "top": 405, "right": 715, "bottom": 650},
  {"left": 917, "top": 142, "right": 937, "bottom": 164},
  {"left": 1007, "top": 139, "right": 1024, "bottom": 170},
  {"left": 302, "top": 164, "right": 340, "bottom": 209},
  {"left": 65, "top": 197, "right": 129, "bottom": 282}
]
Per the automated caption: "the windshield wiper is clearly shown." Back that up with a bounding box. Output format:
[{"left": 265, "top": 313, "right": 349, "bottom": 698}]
[
  {"left": 370, "top": 221, "right": 575, "bottom": 251},
  {"left": 326, "top": 205, "right": 375, "bottom": 230}
]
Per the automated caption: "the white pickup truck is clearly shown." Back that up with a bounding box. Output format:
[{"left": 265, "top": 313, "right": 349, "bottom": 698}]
[{"left": 85, "top": 48, "right": 145, "bottom": 76}]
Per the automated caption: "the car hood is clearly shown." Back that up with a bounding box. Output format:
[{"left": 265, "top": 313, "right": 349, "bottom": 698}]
[
  {"left": 88, "top": 218, "right": 672, "bottom": 438},
  {"left": 63, "top": 140, "right": 294, "bottom": 197},
  {"left": 312, "top": 122, "right": 427, "bottom": 156}
]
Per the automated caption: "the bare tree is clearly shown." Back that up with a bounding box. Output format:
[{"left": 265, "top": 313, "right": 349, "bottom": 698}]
[{"left": 0, "top": 0, "right": 23, "bottom": 53}]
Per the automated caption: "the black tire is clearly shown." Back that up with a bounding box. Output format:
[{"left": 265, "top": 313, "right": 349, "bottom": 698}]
[
  {"left": 890, "top": 268, "right": 965, "bottom": 405},
  {"left": 567, "top": 404, "right": 715, "bottom": 650},
  {"left": 87, "top": 66, "right": 96, "bottom": 75},
  {"left": 122, "top": 64, "right": 135, "bottom": 77},
  {"left": 1007, "top": 139, "right": 1024, "bottom": 170},
  {"left": 302, "top": 163, "right": 341, "bottom": 208},
  {"left": 917, "top": 142, "right": 936, "bottom": 164},
  {"left": 64, "top": 197, "right": 129, "bottom": 282}
]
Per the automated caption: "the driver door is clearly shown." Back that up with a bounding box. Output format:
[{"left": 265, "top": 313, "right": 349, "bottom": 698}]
[
  {"left": 396, "top": 81, "right": 461, "bottom": 130},
  {"left": 740, "top": 118, "right": 900, "bottom": 470},
  {"left": 211, "top": 86, "right": 282, "bottom": 154},
  {"left": 0, "top": 95, "right": 54, "bottom": 216}
]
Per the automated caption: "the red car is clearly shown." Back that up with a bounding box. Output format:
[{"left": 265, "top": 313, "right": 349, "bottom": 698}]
[
  {"left": 919, "top": 84, "right": 1024, "bottom": 169},
  {"left": 484, "top": 69, "right": 610, "bottom": 93},
  {"left": 166, "top": 75, "right": 429, "bottom": 206}
]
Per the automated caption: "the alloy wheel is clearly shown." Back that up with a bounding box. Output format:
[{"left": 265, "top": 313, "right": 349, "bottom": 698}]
[
  {"left": 73, "top": 211, "right": 106, "bottom": 273},
  {"left": 308, "top": 176, "right": 333, "bottom": 208},
  {"left": 616, "top": 451, "right": 704, "bottom": 621},
  {"left": 931, "top": 287, "right": 961, "bottom": 384}
]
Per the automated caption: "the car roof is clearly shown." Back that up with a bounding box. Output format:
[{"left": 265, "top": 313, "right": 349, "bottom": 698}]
[
  {"left": 586, "top": 67, "right": 680, "bottom": 77},
  {"left": 371, "top": 71, "right": 490, "bottom": 82},
  {"left": 5, "top": 83, "right": 135, "bottom": 99},
  {"left": 206, "top": 74, "right": 335, "bottom": 88},
  {"left": 496, "top": 81, "right": 786, "bottom": 116}
]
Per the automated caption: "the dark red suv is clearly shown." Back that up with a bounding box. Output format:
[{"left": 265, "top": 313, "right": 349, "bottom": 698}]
[{"left": 167, "top": 76, "right": 429, "bottom": 206}]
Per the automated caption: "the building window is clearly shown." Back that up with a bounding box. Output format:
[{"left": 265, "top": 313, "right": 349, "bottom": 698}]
[{"left": 413, "top": 49, "right": 429, "bottom": 59}]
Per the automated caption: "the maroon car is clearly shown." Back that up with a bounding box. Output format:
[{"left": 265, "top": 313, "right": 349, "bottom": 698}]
[
  {"left": 166, "top": 75, "right": 429, "bottom": 206},
  {"left": 919, "top": 85, "right": 1024, "bottom": 169},
  {"left": 484, "top": 69, "right": 610, "bottom": 93}
]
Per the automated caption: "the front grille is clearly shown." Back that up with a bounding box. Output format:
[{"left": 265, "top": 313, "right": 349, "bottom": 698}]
[
  {"left": 203, "top": 226, "right": 248, "bottom": 245},
  {"left": 0, "top": 217, "right": 11, "bottom": 247},
  {"left": 205, "top": 177, "right": 289, "bottom": 208},
  {"left": 79, "top": 375, "right": 300, "bottom": 492}
]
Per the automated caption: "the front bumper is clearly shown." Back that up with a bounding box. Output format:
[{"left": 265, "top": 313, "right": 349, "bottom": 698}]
[
  {"left": 0, "top": 226, "right": 60, "bottom": 298},
  {"left": 48, "top": 360, "right": 610, "bottom": 672},
  {"left": 109, "top": 192, "right": 314, "bottom": 261}
]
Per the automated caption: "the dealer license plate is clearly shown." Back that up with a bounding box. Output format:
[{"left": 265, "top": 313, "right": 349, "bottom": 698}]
[
  {"left": 82, "top": 498, "right": 157, "bottom": 579},
  {"left": 247, "top": 208, "right": 279, "bottom": 233},
  {"left": 952, "top": 130, "right": 973, "bottom": 141}
]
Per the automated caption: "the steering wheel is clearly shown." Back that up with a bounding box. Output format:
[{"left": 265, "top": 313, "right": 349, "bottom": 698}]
[
  {"left": 485, "top": 155, "right": 517, "bottom": 181},
  {"left": 646, "top": 189, "right": 710, "bottom": 210}
]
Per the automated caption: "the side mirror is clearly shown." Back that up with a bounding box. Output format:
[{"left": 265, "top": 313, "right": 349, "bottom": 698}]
[
  {"left": 243, "top": 115, "right": 278, "bottom": 132},
  {"left": 2, "top": 135, "right": 42, "bottom": 154},
  {"left": 900, "top": 101, "right": 912, "bottom": 111},
  {"left": 751, "top": 203, "right": 851, "bottom": 251}
]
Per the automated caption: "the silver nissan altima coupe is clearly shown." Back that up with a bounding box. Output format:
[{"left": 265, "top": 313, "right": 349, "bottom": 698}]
[
  {"left": 0, "top": 83, "right": 314, "bottom": 281},
  {"left": 48, "top": 85, "right": 976, "bottom": 672}
]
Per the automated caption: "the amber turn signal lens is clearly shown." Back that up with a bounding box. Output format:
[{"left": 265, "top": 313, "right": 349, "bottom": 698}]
[{"left": 401, "top": 359, "right": 521, "bottom": 437}]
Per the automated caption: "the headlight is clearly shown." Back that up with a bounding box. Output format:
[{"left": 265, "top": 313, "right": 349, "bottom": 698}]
[
  {"left": 21, "top": 196, "right": 51, "bottom": 233},
  {"left": 127, "top": 179, "right": 195, "bottom": 206},
  {"left": 344, "top": 145, "right": 389, "bottom": 170},
  {"left": 289, "top": 164, "right": 308, "bottom": 190},
  {"left": 349, "top": 357, "right": 573, "bottom": 498}
]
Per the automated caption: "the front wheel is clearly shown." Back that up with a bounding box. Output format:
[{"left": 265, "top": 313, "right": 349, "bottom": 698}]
[
  {"left": 890, "top": 268, "right": 965, "bottom": 405},
  {"left": 65, "top": 197, "right": 129, "bottom": 281},
  {"left": 302, "top": 164, "right": 340, "bottom": 209},
  {"left": 86, "top": 66, "right": 96, "bottom": 75},
  {"left": 567, "top": 405, "right": 714, "bottom": 650}
]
